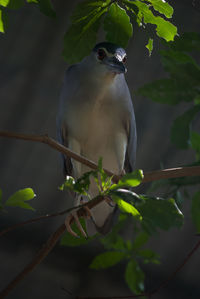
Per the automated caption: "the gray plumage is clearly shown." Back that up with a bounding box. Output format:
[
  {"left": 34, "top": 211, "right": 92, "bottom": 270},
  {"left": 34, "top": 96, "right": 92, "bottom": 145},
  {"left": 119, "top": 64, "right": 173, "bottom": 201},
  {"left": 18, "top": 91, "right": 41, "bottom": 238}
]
[{"left": 57, "top": 42, "right": 137, "bottom": 235}]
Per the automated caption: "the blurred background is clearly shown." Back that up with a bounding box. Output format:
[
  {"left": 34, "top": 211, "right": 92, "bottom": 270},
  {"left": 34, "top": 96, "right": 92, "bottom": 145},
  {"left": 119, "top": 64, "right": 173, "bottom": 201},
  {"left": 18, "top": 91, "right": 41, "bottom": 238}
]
[{"left": 0, "top": 0, "right": 200, "bottom": 298}]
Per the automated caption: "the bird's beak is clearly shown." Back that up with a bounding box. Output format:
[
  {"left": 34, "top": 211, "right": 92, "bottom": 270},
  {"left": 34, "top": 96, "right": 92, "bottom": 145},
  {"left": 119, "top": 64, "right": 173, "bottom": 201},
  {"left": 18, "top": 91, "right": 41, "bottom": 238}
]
[{"left": 104, "top": 56, "right": 127, "bottom": 74}]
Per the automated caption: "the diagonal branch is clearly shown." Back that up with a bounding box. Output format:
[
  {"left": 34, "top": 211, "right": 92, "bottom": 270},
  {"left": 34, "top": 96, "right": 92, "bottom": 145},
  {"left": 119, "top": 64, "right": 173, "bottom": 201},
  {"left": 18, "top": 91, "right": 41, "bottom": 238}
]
[
  {"left": 0, "top": 224, "right": 66, "bottom": 299},
  {"left": 0, "top": 130, "right": 200, "bottom": 298},
  {"left": 1, "top": 130, "right": 200, "bottom": 183}
]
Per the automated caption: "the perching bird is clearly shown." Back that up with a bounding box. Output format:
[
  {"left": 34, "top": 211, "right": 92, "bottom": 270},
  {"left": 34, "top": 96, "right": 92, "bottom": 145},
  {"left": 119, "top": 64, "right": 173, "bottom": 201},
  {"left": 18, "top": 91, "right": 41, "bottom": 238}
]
[{"left": 57, "top": 42, "right": 137, "bottom": 237}]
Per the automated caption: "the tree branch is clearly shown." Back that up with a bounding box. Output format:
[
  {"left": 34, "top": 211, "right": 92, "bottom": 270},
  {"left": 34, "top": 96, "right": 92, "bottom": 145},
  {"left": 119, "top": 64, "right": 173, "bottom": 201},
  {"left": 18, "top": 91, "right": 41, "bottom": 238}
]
[
  {"left": 1, "top": 130, "right": 200, "bottom": 298},
  {"left": 0, "top": 224, "right": 66, "bottom": 299},
  {"left": 1, "top": 130, "right": 200, "bottom": 183},
  {"left": 0, "top": 196, "right": 105, "bottom": 237}
]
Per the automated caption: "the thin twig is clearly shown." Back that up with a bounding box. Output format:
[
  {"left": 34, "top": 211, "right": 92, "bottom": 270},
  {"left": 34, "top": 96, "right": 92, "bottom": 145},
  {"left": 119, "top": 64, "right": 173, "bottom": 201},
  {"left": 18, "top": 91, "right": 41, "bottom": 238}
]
[
  {"left": 0, "top": 224, "right": 66, "bottom": 299},
  {"left": 0, "top": 131, "right": 119, "bottom": 181},
  {"left": 1, "top": 130, "right": 200, "bottom": 298},
  {"left": 1, "top": 131, "right": 200, "bottom": 183},
  {"left": 76, "top": 238, "right": 200, "bottom": 299},
  {"left": 0, "top": 196, "right": 105, "bottom": 237}
]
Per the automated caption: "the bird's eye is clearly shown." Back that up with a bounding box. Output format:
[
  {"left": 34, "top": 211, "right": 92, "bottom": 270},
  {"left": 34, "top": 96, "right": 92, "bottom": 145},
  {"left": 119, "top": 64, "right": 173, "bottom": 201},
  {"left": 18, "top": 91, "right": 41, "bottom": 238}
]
[
  {"left": 122, "top": 55, "right": 127, "bottom": 64},
  {"left": 97, "top": 49, "right": 106, "bottom": 60}
]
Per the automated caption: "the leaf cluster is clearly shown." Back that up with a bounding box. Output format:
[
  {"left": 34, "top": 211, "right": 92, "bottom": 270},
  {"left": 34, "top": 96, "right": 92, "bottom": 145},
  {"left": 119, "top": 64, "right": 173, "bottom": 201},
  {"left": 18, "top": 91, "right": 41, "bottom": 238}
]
[
  {"left": 62, "top": 0, "right": 177, "bottom": 62},
  {"left": 59, "top": 159, "right": 183, "bottom": 294},
  {"left": 139, "top": 32, "right": 200, "bottom": 151},
  {"left": 138, "top": 32, "right": 200, "bottom": 238}
]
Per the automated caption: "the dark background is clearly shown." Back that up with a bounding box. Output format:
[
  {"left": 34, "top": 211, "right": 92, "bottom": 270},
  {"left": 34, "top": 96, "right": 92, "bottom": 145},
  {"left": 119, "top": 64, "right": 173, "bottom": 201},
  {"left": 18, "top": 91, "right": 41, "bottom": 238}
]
[{"left": 0, "top": 0, "right": 200, "bottom": 298}]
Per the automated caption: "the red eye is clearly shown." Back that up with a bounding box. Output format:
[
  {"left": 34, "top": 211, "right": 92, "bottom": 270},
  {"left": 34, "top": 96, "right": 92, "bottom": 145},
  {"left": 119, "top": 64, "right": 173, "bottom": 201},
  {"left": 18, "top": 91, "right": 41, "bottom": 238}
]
[
  {"left": 97, "top": 49, "right": 106, "bottom": 60},
  {"left": 122, "top": 55, "right": 127, "bottom": 63}
]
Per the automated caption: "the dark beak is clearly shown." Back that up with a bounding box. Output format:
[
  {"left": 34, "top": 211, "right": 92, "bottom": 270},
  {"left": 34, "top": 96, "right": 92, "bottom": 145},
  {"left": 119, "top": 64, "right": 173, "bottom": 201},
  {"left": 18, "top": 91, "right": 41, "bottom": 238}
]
[{"left": 104, "top": 56, "right": 127, "bottom": 74}]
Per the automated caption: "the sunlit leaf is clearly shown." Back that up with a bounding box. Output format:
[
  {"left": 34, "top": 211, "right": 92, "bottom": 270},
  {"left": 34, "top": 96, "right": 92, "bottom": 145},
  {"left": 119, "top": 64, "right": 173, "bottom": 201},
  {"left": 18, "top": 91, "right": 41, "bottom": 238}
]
[
  {"left": 104, "top": 2, "right": 133, "bottom": 48},
  {"left": 154, "top": 16, "right": 177, "bottom": 42},
  {"left": 0, "top": 0, "right": 9, "bottom": 7},
  {"left": 191, "top": 191, "right": 200, "bottom": 233},
  {"left": 128, "top": 0, "right": 177, "bottom": 42},
  {"left": 90, "top": 251, "right": 126, "bottom": 269},
  {"left": 147, "top": 0, "right": 173, "bottom": 18},
  {"left": 5, "top": 188, "right": 36, "bottom": 211},
  {"left": 125, "top": 260, "right": 145, "bottom": 294},
  {"left": 111, "top": 169, "right": 143, "bottom": 190},
  {"left": 113, "top": 196, "right": 142, "bottom": 220},
  {"left": 146, "top": 38, "right": 153, "bottom": 56}
]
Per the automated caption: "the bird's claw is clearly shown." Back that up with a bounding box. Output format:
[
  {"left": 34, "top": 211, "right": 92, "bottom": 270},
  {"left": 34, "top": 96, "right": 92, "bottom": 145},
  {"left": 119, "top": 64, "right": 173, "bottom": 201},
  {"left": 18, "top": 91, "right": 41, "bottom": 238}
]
[
  {"left": 105, "top": 196, "right": 115, "bottom": 207},
  {"left": 65, "top": 206, "right": 93, "bottom": 238}
]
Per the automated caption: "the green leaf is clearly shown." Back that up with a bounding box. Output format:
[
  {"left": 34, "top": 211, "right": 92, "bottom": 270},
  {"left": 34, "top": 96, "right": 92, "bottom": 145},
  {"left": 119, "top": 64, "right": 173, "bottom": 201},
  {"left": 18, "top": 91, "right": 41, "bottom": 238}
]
[
  {"left": 0, "top": 8, "right": 4, "bottom": 33},
  {"left": 6, "top": 0, "right": 24, "bottom": 9},
  {"left": 147, "top": 0, "right": 173, "bottom": 18},
  {"left": 60, "top": 218, "right": 94, "bottom": 246},
  {"left": 0, "top": 8, "right": 8, "bottom": 33},
  {"left": 125, "top": 260, "right": 145, "bottom": 294},
  {"left": 133, "top": 232, "right": 149, "bottom": 250},
  {"left": 5, "top": 188, "right": 36, "bottom": 210},
  {"left": 138, "top": 78, "right": 183, "bottom": 105},
  {"left": 171, "top": 105, "right": 200, "bottom": 149},
  {"left": 160, "top": 50, "right": 200, "bottom": 83},
  {"left": 130, "top": 0, "right": 177, "bottom": 42},
  {"left": 110, "top": 189, "right": 141, "bottom": 204},
  {"left": 146, "top": 38, "right": 153, "bottom": 56},
  {"left": 138, "top": 249, "right": 160, "bottom": 264},
  {"left": 138, "top": 196, "right": 183, "bottom": 233},
  {"left": 0, "top": 0, "right": 9, "bottom": 7},
  {"left": 104, "top": 3, "right": 133, "bottom": 48},
  {"left": 194, "top": 95, "right": 200, "bottom": 105},
  {"left": 27, "top": 0, "right": 38, "bottom": 3},
  {"left": 154, "top": 16, "right": 177, "bottom": 42},
  {"left": 191, "top": 191, "right": 200, "bottom": 233},
  {"left": 111, "top": 169, "right": 144, "bottom": 190},
  {"left": 38, "top": 0, "right": 56, "bottom": 18},
  {"left": 170, "top": 32, "right": 200, "bottom": 52},
  {"left": 63, "top": 1, "right": 108, "bottom": 63},
  {"left": 59, "top": 176, "right": 75, "bottom": 191},
  {"left": 90, "top": 251, "right": 126, "bottom": 269},
  {"left": 190, "top": 131, "right": 200, "bottom": 159},
  {"left": 113, "top": 196, "right": 142, "bottom": 220}
]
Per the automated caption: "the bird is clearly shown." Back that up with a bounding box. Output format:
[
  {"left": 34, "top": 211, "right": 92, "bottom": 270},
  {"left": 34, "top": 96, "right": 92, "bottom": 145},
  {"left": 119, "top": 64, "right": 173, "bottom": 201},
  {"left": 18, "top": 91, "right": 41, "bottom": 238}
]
[{"left": 57, "top": 42, "right": 137, "bottom": 237}]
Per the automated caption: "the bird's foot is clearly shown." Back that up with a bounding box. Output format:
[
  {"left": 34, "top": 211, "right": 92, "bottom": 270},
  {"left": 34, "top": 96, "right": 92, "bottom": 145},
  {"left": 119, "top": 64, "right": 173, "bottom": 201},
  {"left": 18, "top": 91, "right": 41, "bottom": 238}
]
[
  {"left": 65, "top": 205, "right": 93, "bottom": 238},
  {"left": 105, "top": 195, "right": 115, "bottom": 207}
]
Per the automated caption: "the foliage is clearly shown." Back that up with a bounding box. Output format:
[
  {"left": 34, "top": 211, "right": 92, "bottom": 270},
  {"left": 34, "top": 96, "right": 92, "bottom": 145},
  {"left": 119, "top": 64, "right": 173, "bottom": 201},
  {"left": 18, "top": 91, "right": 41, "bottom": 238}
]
[
  {"left": 0, "top": 188, "right": 36, "bottom": 211},
  {"left": 139, "top": 32, "right": 200, "bottom": 236},
  {"left": 1, "top": 0, "right": 200, "bottom": 297},
  {"left": 59, "top": 159, "right": 183, "bottom": 294},
  {"left": 63, "top": 0, "right": 176, "bottom": 62},
  {"left": 139, "top": 32, "right": 200, "bottom": 150},
  {"left": 0, "top": 0, "right": 176, "bottom": 59}
]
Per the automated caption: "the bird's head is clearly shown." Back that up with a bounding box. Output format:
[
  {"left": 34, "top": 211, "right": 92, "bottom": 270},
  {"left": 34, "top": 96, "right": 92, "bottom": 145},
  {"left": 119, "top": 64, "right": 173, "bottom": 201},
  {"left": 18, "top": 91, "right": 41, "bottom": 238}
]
[{"left": 92, "top": 42, "right": 127, "bottom": 75}]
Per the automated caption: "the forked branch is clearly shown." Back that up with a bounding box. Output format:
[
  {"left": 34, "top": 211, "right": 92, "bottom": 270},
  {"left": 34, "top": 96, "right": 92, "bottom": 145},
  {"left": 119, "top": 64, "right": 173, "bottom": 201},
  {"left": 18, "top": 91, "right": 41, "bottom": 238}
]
[{"left": 0, "top": 130, "right": 200, "bottom": 298}]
